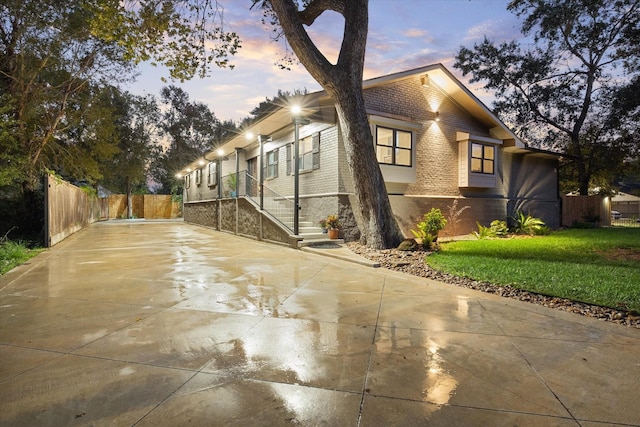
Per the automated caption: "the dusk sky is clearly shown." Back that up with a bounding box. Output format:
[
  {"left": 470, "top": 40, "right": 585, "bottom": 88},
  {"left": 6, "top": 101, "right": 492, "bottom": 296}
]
[{"left": 127, "top": 0, "right": 519, "bottom": 123}]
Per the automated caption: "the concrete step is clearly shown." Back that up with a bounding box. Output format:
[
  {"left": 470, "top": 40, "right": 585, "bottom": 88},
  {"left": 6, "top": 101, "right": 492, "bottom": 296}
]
[
  {"left": 299, "top": 226, "right": 325, "bottom": 234},
  {"left": 298, "top": 235, "right": 344, "bottom": 247}
]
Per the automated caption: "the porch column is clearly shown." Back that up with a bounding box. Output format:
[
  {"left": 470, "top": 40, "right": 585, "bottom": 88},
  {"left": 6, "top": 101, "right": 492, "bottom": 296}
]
[
  {"left": 258, "top": 135, "right": 265, "bottom": 210},
  {"left": 292, "top": 116, "right": 310, "bottom": 235},
  {"left": 235, "top": 147, "right": 242, "bottom": 196},
  {"left": 217, "top": 155, "right": 223, "bottom": 200}
]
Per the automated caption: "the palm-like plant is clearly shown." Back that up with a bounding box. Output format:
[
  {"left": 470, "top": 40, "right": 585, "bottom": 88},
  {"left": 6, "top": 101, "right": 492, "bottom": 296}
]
[{"left": 512, "top": 211, "right": 547, "bottom": 235}]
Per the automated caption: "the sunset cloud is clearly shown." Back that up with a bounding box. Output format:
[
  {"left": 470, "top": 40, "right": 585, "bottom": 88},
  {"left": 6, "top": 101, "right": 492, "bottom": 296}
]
[{"left": 128, "top": 1, "right": 514, "bottom": 122}]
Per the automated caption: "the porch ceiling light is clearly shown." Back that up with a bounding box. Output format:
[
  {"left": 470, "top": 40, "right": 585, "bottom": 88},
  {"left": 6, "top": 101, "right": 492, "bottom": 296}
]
[
  {"left": 217, "top": 148, "right": 225, "bottom": 157},
  {"left": 175, "top": 173, "right": 183, "bottom": 179},
  {"left": 198, "top": 159, "right": 206, "bottom": 166},
  {"left": 245, "top": 131, "right": 254, "bottom": 140}
]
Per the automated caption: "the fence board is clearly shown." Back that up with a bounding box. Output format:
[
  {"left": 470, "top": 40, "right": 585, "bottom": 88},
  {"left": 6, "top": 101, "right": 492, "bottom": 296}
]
[
  {"left": 561, "top": 195, "right": 610, "bottom": 227},
  {"left": 44, "top": 175, "right": 104, "bottom": 247},
  {"left": 143, "top": 195, "right": 181, "bottom": 219}
]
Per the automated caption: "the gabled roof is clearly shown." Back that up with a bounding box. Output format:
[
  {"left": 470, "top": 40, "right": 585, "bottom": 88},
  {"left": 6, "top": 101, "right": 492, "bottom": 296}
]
[
  {"left": 181, "top": 63, "right": 542, "bottom": 173},
  {"left": 360, "top": 63, "right": 522, "bottom": 144}
]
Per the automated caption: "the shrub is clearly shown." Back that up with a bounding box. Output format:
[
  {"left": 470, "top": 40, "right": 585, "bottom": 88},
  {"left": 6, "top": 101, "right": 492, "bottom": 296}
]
[
  {"left": 472, "top": 219, "right": 509, "bottom": 239},
  {"left": 411, "top": 208, "right": 447, "bottom": 249},
  {"left": 472, "top": 222, "right": 493, "bottom": 239},
  {"left": 512, "top": 211, "right": 547, "bottom": 235}
]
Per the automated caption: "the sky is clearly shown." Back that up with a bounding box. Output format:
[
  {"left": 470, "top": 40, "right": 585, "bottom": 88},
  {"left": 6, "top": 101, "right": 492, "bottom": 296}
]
[{"left": 126, "top": 0, "right": 520, "bottom": 123}]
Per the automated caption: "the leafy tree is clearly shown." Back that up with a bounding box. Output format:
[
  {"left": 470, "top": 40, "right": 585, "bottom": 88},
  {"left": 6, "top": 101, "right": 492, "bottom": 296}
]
[
  {"left": 252, "top": 0, "right": 403, "bottom": 249},
  {"left": 98, "top": 87, "right": 160, "bottom": 218},
  {"left": 455, "top": 0, "right": 640, "bottom": 195},
  {"left": 0, "top": 0, "right": 239, "bottom": 191},
  {"left": 152, "top": 86, "right": 234, "bottom": 194},
  {"left": 1, "top": 0, "right": 238, "bottom": 239}
]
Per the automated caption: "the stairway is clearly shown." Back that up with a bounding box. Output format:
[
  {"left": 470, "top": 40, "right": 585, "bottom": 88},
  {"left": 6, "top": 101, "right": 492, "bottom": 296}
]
[{"left": 281, "top": 218, "right": 344, "bottom": 248}]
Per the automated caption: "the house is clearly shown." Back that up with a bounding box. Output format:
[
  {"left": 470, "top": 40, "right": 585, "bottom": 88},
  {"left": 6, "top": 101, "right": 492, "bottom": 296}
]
[
  {"left": 611, "top": 192, "right": 640, "bottom": 221},
  {"left": 178, "top": 64, "right": 562, "bottom": 247}
]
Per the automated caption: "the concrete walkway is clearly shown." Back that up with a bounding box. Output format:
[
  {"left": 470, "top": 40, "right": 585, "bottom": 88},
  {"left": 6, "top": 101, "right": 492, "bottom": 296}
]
[{"left": 1, "top": 220, "right": 638, "bottom": 426}]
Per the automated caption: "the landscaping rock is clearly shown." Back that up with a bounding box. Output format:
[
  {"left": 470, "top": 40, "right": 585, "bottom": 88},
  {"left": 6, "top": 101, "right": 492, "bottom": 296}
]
[{"left": 347, "top": 242, "right": 639, "bottom": 328}]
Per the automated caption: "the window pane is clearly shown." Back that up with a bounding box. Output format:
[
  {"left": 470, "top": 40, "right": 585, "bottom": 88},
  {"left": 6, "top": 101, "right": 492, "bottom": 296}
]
[
  {"left": 397, "top": 131, "right": 412, "bottom": 149},
  {"left": 377, "top": 128, "right": 393, "bottom": 146},
  {"left": 302, "top": 152, "right": 313, "bottom": 170},
  {"left": 484, "top": 145, "right": 494, "bottom": 160},
  {"left": 471, "top": 158, "right": 482, "bottom": 172},
  {"left": 377, "top": 146, "right": 393, "bottom": 164},
  {"left": 483, "top": 159, "right": 494, "bottom": 174},
  {"left": 471, "top": 143, "right": 483, "bottom": 158},
  {"left": 299, "top": 139, "right": 305, "bottom": 154},
  {"left": 396, "top": 148, "right": 411, "bottom": 166}
]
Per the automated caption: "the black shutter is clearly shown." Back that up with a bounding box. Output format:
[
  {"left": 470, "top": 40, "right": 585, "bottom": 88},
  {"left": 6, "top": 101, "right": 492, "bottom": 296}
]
[
  {"left": 312, "top": 133, "right": 320, "bottom": 170},
  {"left": 273, "top": 148, "right": 279, "bottom": 178}
]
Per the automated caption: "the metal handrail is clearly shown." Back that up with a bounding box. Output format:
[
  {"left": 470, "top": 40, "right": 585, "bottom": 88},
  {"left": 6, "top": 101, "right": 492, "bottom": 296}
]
[{"left": 244, "top": 173, "right": 295, "bottom": 233}]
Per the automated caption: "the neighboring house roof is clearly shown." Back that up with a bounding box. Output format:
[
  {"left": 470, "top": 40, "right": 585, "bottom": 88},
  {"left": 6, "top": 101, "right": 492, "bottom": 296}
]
[
  {"left": 181, "top": 63, "right": 561, "bottom": 173},
  {"left": 612, "top": 192, "right": 640, "bottom": 202}
]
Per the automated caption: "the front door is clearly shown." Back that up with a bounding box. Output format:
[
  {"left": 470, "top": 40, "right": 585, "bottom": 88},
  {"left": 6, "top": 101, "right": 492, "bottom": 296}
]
[{"left": 247, "top": 157, "right": 258, "bottom": 197}]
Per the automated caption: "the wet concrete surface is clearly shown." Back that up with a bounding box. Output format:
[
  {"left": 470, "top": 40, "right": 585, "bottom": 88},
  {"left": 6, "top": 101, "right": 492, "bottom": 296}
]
[{"left": 1, "top": 220, "right": 639, "bottom": 426}]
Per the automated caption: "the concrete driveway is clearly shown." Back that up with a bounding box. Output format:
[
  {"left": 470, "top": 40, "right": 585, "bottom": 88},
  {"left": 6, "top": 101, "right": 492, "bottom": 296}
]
[{"left": 1, "top": 220, "right": 639, "bottom": 426}]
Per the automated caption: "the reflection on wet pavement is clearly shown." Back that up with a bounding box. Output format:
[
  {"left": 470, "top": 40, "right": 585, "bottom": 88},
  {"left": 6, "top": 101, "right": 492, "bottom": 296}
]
[{"left": 1, "top": 220, "right": 638, "bottom": 426}]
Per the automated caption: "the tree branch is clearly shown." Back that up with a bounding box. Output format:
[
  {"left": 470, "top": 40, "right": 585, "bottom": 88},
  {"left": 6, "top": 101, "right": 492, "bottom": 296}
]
[{"left": 298, "top": 0, "right": 345, "bottom": 25}]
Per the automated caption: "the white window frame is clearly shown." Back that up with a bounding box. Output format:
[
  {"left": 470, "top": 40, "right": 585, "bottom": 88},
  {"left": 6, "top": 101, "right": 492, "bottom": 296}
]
[
  {"left": 195, "top": 168, "right": 202, "bottom": 185},
  {"left": 266, "top": 148, "right": 279, "bottom": 179},
  {"left": 207, "top": 162, "right": 217, "bottom": 187},
  {"left": 286, "top": 133, "right": 320, "bottom": 175}
]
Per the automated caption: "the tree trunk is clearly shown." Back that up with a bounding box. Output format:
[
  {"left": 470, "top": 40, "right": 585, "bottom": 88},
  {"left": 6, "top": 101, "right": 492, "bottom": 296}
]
[
  {"left": 268, "top": 0, "right": 404, "bottom": 249},
  {"left": 329, "top": 83, "right": 403, "bottom": 248},
  {"left": 570, "top": 135, "right": 590, "bottom": 195}
]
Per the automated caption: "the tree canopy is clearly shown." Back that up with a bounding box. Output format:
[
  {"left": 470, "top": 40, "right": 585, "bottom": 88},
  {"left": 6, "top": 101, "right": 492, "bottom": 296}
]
[
  {"left": 455, "top": 0, "right": 640, "bottom": 195},
  {"left": 151, "top": 86, "right": 235, "bottom": 194},
  {"left": 0, "top": 0, "right": 240, "bottom": 191}
]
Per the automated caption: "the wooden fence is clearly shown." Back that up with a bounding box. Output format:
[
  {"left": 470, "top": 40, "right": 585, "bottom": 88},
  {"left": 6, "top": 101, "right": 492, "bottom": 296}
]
[
  {"left": 44, "top": 174, "right": 182, "bottom": 247},
  {"left": 44, "top": 175, "right": 107, "bottom": 247},
  {"left": 560, "top": 195, "right": 610, "bottom": 227},
  {"left": 105, "top": 195, "right": 181, "bottom": 219}
]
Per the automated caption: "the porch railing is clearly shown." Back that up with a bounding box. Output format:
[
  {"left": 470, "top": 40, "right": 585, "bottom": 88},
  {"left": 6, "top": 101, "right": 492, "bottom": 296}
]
[{"left": 240, "top": 172, "right": 296, "bottom": 233}]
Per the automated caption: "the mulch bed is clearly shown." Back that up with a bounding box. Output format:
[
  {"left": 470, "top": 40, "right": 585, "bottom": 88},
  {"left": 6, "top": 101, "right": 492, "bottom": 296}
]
[{"left": 347, "top": 242, "right": 640, "bottom": 328}]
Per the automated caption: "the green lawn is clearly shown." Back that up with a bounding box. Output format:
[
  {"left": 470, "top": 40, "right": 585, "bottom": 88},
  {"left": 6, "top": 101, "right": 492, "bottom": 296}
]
[
  {"left": 427, "top": 228, "right": 640, "bottom": 312},
  {"left": 0, "top": 240, "right": 43, "bottom": 275}
]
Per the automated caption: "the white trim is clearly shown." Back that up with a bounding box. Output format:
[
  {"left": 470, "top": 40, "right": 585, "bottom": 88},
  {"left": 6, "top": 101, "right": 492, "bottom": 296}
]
[
  {"left": 369, "top": 113, "right": 422, "bottom": 131},
  {"left": 456, "top": 131, "right": 503, "bottom": 145}
]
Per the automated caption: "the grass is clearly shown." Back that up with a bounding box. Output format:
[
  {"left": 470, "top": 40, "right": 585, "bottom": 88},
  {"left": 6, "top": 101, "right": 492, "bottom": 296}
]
[
  {"left": 427, "top": 228, "right": 640, "bottom": 313},
  {"left": 0, "top": 239, "right": 44, "bottom": 275}
]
